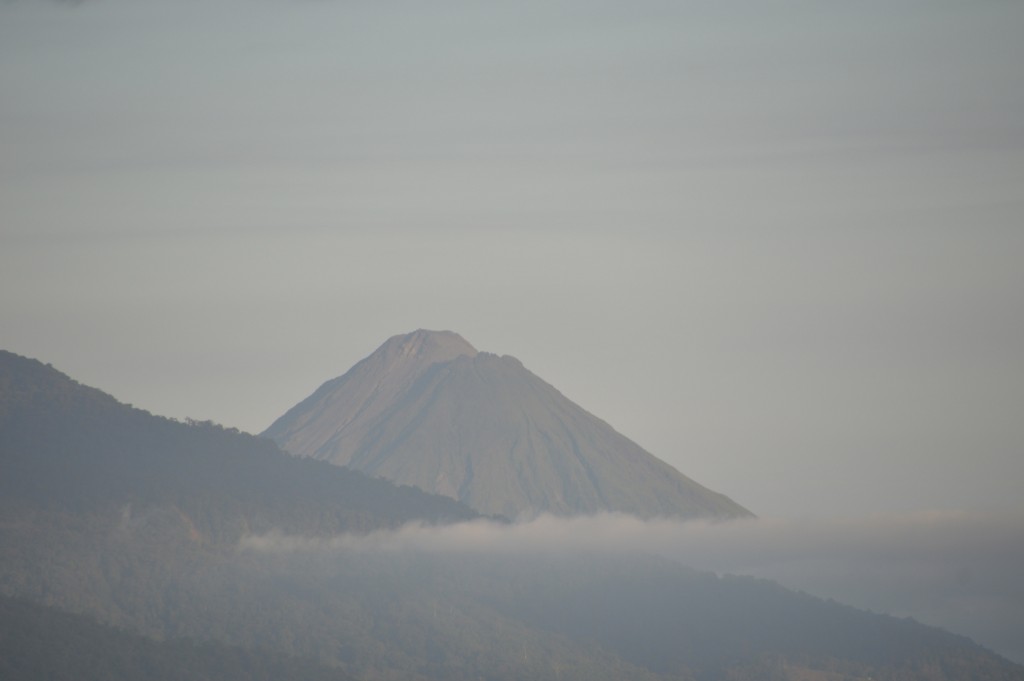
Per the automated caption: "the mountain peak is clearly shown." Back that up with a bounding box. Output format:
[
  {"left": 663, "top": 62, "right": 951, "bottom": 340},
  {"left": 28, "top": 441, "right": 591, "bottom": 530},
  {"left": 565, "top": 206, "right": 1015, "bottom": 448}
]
[
  {"left": 378, "top": 329, "right": 477, "bottom": 364},
  {"left": 264, "top": 332, "right": 752, "bottom": 520},
  {"left": 262, "top": 331, "right": 477, "bottom": 461}
]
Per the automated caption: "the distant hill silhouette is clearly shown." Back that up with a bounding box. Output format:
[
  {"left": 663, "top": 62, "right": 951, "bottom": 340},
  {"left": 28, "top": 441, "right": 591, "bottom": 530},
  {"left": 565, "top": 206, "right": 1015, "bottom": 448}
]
[
  {"left": 0, "top": 349, "right": 480, "bottom": 542},
  {"left": 264, "top": 330, "right": 751, "bottom": 519},
  {"left": 2, "top": 349, "right": 1022, "bottom": 681}
]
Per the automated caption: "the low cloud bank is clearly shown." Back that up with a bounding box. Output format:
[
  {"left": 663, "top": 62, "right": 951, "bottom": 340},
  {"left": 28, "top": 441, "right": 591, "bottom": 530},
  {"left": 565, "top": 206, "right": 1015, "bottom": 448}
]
[{"left": 240, "top": 510, "right": 1024, "bottom": 664}]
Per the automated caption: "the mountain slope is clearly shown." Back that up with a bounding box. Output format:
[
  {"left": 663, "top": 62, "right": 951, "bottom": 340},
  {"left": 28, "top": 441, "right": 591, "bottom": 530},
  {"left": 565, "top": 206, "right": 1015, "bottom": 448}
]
[
  {"left": 2, "top": 349, "right": 1022, "bottom": 681},
  {"left": 0, "top": 596, "right": 356, "bottom": 681},
  {"left": 264, "top": 330, "right": 751, "bottom": 519},
  {"left": 0, "top": 349, "right": 480, "bottom": 540}
]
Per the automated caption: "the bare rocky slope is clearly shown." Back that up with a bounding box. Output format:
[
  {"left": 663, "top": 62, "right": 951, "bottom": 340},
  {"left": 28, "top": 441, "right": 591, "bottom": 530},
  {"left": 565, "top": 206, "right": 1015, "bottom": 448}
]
[{"left": 264, "top": 330, "right": 751, "bottom": 519}]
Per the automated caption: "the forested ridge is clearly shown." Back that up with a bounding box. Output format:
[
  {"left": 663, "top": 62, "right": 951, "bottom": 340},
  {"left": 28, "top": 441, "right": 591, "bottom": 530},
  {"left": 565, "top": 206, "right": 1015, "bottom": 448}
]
[
  {"left": 0, "top": 595, "right": 355, "bottom": 681},
  {"left": 1, "top": 350, "right": 1022, "bottom": 681},
  {"left": 0, "top": 350, "right": 482, "bottom": 540}
]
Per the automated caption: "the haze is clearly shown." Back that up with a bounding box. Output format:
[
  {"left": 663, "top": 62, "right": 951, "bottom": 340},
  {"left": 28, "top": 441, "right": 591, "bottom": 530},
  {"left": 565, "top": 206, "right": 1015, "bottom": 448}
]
[
  {"left": 241, "top": 510, "right": 1024, "bottom": 662},
  {"left": 2, "top": 0, "right": 1023, "bottom": 520}
]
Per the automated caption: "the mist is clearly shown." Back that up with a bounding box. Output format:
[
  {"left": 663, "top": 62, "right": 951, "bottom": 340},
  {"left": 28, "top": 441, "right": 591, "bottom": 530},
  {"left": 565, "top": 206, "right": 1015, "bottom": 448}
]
[
  {"left": 3, "top": 0, "right": 1023, "bottom": 521},
  {"left": 240, "top": 510, "right": 1024, "bottom": 664}
]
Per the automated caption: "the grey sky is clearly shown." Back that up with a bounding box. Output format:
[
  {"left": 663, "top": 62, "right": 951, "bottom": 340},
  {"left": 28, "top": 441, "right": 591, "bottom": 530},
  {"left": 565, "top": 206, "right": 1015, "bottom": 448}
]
[{"left": 2, "top": 0, "right": 1023, "bottom": 518}]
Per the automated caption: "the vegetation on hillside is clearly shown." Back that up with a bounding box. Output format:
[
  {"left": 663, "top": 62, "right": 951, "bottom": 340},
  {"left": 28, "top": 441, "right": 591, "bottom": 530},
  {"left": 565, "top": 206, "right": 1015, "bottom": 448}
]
[
  {"left": 1, "top": 350, "right": 1022, "bottom": 681},
  {"left": 0, "top": 595, "right": 355, "bottom": 681}
]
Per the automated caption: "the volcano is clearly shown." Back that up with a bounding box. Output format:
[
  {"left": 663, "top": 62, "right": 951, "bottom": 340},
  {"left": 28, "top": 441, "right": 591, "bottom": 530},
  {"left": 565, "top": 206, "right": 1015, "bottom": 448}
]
[{"left": 264, "top": 330, "right": 751, "bottom": 519}]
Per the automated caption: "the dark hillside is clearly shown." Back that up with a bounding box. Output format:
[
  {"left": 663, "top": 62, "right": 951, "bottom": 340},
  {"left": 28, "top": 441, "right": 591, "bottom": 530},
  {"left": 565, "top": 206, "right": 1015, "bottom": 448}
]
[
  {"left": 0, "top": 350, "right": 480, "bottom": 541},
  {"left": 0, "top": 595, "right": 355, "bottom": 681},
  {"left": 2, "top": 350, "right": 1022, "bottom": 681}
]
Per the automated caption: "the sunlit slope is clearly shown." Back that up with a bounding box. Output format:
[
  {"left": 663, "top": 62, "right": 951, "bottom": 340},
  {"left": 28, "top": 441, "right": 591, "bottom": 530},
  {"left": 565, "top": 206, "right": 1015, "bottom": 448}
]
[{"left": 265, "top": 330, "right": 751, "bottom": 519}]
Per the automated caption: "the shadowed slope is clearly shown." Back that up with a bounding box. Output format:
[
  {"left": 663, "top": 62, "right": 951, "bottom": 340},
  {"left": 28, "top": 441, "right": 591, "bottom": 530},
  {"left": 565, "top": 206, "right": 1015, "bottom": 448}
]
[
  {"left": 3, "top": 350, "right": 1022, "bottom": 681},
  {"left": 0, "top": 349, "right": 480, "bottom": 539}
]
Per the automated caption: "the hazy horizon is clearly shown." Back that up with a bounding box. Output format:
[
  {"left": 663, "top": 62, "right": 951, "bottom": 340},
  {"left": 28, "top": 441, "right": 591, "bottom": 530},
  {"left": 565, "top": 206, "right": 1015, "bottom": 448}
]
[
  {"left": 3, "top": 0, "right": 1023, "bottom": 521},
  {"left": 239, "top": 509, "right": 1024, "bottom": 664}
]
